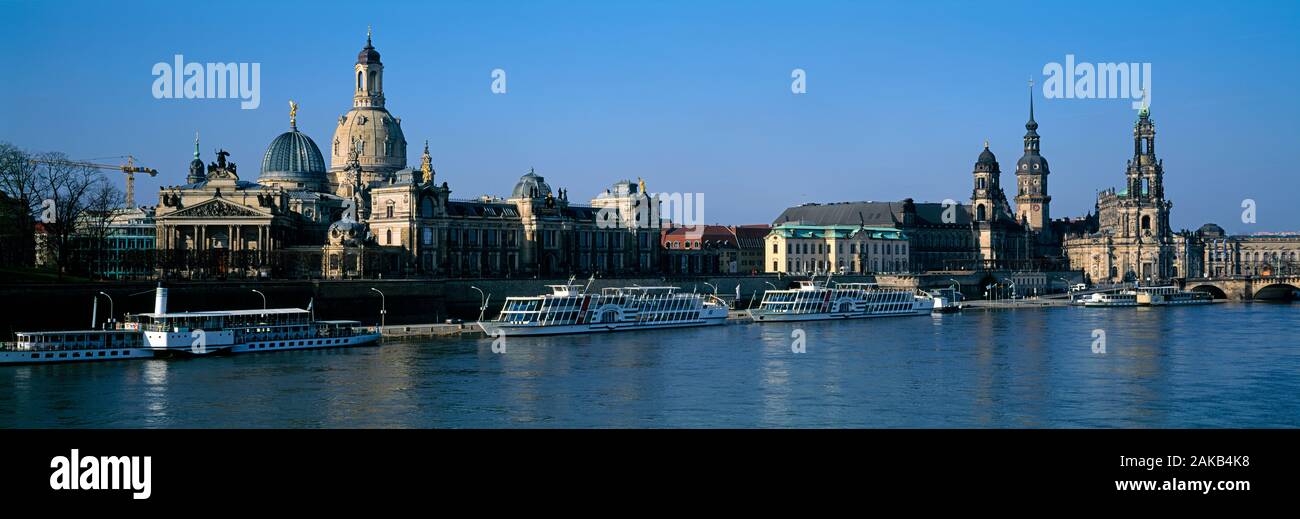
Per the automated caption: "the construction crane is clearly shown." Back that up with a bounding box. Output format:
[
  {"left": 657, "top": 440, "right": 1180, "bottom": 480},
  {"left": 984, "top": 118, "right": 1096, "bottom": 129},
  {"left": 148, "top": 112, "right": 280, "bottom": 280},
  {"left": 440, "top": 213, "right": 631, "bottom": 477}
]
[{"left": 27, "top": 155, "right": 158, "bottom": 208}]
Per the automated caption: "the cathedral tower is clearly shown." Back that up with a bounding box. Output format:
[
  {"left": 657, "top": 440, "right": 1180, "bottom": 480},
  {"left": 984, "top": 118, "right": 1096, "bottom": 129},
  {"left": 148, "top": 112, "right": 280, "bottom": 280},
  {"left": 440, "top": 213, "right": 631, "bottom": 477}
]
[
  {"left": 971, "top": 141, "right": 1008, "bottom": 223},
  {"left": 971, "top": 142, "right": 1012, "bottom": 263}
]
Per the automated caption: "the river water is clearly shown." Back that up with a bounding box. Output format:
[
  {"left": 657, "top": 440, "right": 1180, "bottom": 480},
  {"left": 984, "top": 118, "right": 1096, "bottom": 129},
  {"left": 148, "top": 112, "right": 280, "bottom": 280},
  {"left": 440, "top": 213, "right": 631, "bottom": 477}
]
[{"left": 2, "top": 303, "right": 1296, "bottom": 428}]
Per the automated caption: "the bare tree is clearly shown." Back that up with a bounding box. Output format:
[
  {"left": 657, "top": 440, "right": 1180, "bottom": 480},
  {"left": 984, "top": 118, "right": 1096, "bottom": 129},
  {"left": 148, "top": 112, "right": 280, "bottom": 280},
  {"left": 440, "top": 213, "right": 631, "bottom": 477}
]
[
  {"left": 0, "top": 143, "right": 40, "bottom": 267},
  {"left": 33, "top": 152, "right": 105, "bottom": 276},
  {"left": 77, "top": 180, "right": 124, "bottom": 278}
]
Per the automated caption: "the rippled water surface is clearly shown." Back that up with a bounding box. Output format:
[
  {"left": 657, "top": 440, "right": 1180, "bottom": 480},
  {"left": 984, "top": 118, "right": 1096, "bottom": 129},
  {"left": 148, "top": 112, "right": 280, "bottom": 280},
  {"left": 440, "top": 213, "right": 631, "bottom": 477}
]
[{"left": 2, "top": 304, "right": 1297, "bottom": 428}]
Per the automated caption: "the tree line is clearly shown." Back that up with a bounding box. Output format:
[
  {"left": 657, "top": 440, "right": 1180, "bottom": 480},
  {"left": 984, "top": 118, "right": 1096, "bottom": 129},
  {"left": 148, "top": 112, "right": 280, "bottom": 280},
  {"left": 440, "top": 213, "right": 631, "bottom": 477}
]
[{"left": 0, "top": 142, "right": 123, "bottom": 278}]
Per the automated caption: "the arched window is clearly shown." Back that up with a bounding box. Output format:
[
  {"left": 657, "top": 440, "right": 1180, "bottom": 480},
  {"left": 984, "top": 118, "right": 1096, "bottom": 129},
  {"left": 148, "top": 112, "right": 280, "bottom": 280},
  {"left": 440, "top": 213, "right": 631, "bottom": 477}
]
[
  {"left": 357, "top": 71, "right": 363, "bottom": 90},
  {"left": 1141, "top": 215, "right": 1151, "bottom": 231},
  {"left": 368, "top": 71, "right": 377, "bottom": 92},
  {"left": 977, "top": 204, "right": 987, "bottom": 221}
]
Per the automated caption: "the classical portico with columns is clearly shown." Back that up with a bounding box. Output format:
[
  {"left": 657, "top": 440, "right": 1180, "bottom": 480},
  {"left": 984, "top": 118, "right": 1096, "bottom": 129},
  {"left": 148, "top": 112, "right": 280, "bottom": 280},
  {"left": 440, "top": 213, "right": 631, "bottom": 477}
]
[{"left": 155, "top": 149, "right": 294, "bottom": 278}]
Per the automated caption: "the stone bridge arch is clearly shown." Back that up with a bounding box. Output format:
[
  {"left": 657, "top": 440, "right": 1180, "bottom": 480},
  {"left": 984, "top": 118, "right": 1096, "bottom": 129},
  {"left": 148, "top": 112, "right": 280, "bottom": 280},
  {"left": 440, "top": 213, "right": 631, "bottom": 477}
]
[
  {"left": 1188, "top": 284, "right": 1228, "bottom": 300},
  {"left": 1253, "top": 282, "right": 1300, "bottom": 301}
]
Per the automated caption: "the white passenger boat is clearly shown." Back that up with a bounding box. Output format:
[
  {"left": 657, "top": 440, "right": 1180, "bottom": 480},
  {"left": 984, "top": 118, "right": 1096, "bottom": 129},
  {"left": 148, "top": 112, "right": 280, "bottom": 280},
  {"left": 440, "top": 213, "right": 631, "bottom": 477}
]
[
  {"left": 746, "top": 280, "right": 935, "bottom": 322},
  {"left": 1079, "top": 290, "right": 1138, "bottom": 307},
  {"left": 136, "top": 287, "right": 380, "bottom": 355},
  {"left": 477, "top": 284, "right": 729, "bottom": 337},
  {"left": 0, "top": 328, "right": 153, "bottom": 365},
  {"left": 1135, "top": 286, "right": 1214, "bottom": 306},
  {"left": 136, "top": 310, "right": 379, "bottom": 356},
  {"left": 2, "top": 286, "right": 381, "bottom": 364}
]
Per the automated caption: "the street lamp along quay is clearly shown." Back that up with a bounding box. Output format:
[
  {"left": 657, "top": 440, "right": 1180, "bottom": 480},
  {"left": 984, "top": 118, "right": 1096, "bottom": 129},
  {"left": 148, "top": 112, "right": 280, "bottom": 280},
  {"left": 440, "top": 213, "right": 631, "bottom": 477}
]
[
  {"left": 97, "top": 292, "right": 114, "bottom": 328},
  {"left": 251, "top": 289, "right": 267, "bottom": 309},
  {"left": 370, "top": 287, "right": 386, "bottom": 329},
  {"left": 470, "top": 286, "right": 490, "bottom": 323}
]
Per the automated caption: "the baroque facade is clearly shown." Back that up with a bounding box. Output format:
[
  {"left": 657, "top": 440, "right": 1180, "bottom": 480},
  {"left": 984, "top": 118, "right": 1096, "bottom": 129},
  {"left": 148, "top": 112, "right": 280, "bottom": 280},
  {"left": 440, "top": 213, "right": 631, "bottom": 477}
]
[
  {"left": 1059, "top": 107, "right": 1300, "bottom": 284},
  {"left": 765, "top": 87, "right": 1053, "bottom": 275},
  {"left": 154, "top": 31, "right": 657, "bottom": 279},
  {"left": 1062, "top": 108, "right": 1200, "bottom": 283},
  {"left": 763, "top": 223, "right": 909, "bottom": 274}
]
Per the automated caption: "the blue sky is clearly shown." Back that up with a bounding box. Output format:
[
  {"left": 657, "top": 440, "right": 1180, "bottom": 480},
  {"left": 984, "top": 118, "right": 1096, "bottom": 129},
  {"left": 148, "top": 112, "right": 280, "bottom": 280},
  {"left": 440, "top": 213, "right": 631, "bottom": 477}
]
[{"left": 2, "top": 0, "right": 1297, "bottom": 232}]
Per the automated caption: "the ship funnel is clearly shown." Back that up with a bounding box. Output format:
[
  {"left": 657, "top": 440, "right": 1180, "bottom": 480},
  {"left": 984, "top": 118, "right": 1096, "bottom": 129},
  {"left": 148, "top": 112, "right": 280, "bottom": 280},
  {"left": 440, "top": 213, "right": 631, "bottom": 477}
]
[{"left": 154, "top": 284, "right": 168, "bottom": 314}]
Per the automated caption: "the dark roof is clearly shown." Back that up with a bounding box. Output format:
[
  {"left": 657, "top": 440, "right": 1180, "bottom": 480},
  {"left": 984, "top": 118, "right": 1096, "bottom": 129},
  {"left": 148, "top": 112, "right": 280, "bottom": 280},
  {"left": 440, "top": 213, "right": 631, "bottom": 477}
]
[
  {"left": 358, "top": 37, "right": 381, "bottom": 64},
  {"left": 773, "top": 200, "right": 974, "bottom": 228},
  {"left": 444, "top": 201, "right": 519, "bottom": 219},
  {"left": 732, "top": 225, "right": 771, "bottom": 247},
  {"left": 772, "top": 201, "right": 902, "bottom": 227},
  {"left": 912, "top": 202, "right": 972, "bottom": 225},
  {"left": 1016, "top": 153, "right": 1049, "bottom": 174},
  {"left": 1197, "top": 223, "right": 1226, "bottom": 237},
  {"left": 560, "top": 206, "right": 598, "bottom": 220}
]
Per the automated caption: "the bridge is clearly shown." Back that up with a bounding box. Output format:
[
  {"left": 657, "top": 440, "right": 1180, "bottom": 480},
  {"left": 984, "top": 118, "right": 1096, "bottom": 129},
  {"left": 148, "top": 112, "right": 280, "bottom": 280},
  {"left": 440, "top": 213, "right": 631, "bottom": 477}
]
[{"left": 1180, "top": 275, "right": 1300, "bottom": 301}]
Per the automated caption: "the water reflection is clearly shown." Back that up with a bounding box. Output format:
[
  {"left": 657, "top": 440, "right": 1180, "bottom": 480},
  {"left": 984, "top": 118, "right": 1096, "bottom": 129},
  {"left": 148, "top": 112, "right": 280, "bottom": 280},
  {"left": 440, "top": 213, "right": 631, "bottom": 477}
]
[{"left": 0, "top": 304, "right": 1295, "bottom": 428}]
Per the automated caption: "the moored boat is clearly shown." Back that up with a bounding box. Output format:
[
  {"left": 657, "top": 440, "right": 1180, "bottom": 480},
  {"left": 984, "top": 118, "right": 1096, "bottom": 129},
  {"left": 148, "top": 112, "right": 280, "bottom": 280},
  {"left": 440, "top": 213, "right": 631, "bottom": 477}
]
[
  {"left": 477, "top": 283, "right": 729, "bottom": 337},
  {"left": 0, "top": 328, "right": 153, "bottom": 365},
  {"left": 3, "top": 286, "right": 381, "bottom": 365},
  {"left": 746, "top": 280, "right": 934, "bottom": 322},
  {"left": 1135, "top": 286, "right": 1214, "bottom": 306},
  {"left": 1079, "top": 291, "right": 1138, "bottom": 307}
]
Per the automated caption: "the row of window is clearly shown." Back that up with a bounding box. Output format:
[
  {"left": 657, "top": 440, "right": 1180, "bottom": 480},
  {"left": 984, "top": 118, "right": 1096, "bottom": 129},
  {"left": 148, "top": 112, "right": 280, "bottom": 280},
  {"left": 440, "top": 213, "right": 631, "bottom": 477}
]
[
  {"left": 26, "top": 350, "right": 139, "bottom": 360},
  {"left": 777, "top": 259, "right": 908, "bottom": 273},
  {"left": 247, "top": 337, "right": 351, "bottom": 350},
  {"left": 774, "top": 241, "right": 907, "bottom": 256}
]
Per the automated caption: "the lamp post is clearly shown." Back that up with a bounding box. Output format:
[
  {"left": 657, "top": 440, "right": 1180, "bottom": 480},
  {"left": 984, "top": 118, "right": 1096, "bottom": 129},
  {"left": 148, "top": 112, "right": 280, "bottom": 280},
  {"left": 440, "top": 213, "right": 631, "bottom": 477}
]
[
  {"left": 97, "top": 292, "right": 114, "bottom": 327},
  {"left": 471, "top": 286, "right": 487, "bottom": 322},
  {"left": 1054, "top": 276, "right": 1071, "bottom": 296},
  {"left": 370, "top": 287, "right": 386, "bottom": 329},
  {"left": 251, "top": 289, "right": 266, "bottom": 309},
  {"left": 764, "top": 281, "right": 778, "bottom": 290},
  {"left": 703, "top": 282, "right": 717, "bottom": 294}
]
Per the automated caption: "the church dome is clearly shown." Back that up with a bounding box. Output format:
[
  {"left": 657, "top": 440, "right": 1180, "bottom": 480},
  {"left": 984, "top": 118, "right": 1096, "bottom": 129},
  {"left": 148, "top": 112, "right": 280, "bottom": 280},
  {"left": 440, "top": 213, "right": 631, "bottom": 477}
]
[
  {"left": 978, "top": 146, "right": 996, "bottom": 163},
  {"left": 260, "top": 126, "right": 328, "bottom": 191},
  {"left": 511, "top": 169, "right": 552, "bottom": 199},
  {"left": 1197, "top": 223, "right": 1226, "bottom": 237},
  {"left": 975, "top": 144, "right": 999, "bottom": 173},
  {"left": 358, "top": 32, "right": 381, "bottom": 64},
  {"left": 330, "top": 108, "right": 407, "bottom": 173},
  {"left": 1017, "top": 154, "right": 1049, "bottom": 174}
]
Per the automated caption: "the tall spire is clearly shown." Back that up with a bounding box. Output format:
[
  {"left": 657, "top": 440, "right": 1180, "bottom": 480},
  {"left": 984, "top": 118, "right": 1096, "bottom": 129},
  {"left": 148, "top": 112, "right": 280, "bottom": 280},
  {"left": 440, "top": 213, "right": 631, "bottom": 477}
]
[
  {"left": 1025, "top": 78, "right": 1038, "bottom": 132},
  {"left": 194, "top": 131, "right": 200, "bottom": 159},
  {"left": 367, "top": 25, "right": 373, "bottom": 47}
]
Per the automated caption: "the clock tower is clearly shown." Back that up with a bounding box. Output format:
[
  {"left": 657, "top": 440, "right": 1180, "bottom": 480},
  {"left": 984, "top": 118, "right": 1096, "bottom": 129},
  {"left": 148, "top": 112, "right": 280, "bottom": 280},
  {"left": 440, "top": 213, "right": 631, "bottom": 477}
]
[{"left": 1014, "top": 80, "right": 1051, "bottom": 238}]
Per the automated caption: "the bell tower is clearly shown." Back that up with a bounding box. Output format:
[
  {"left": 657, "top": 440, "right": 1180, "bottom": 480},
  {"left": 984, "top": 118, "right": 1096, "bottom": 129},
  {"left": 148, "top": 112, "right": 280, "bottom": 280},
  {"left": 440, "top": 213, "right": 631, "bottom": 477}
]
[
  {"left": 1014, "top": 79, "right": 1051, "bottom": 236},
  {"left": 971, "top": 141, "right": 1005, "bottom": 223},
  {"left": 354, "top": 26, "right": 385, "bottom": 109},
  {"left": 971, "top": 142, "right": 1010, "bottom": 263},
  {"left": 1127, "top": 105, "right": 1163, "bottom": 200}
]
